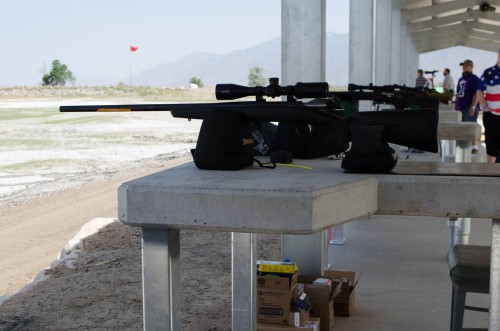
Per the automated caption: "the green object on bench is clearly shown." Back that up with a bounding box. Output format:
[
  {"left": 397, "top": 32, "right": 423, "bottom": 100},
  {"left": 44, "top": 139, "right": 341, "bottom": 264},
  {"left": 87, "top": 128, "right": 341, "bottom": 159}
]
[{"left": 448, "top": 244, "right": 490, "bottom": 331}]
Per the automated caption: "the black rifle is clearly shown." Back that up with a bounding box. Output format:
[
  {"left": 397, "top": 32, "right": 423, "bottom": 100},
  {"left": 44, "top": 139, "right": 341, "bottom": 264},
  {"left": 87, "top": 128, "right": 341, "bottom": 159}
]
[
  {"left": 330, "top": 91, "right": 439, "bottom": 111},
  {"left": 348, "top": 83, "right": 449, "bottom": 105},
  {"left": 60, "top": 79, "right": 439, "bottom": 153}
]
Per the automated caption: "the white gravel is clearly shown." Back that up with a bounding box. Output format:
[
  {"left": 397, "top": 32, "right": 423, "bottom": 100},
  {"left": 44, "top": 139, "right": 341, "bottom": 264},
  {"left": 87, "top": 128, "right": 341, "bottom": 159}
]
[{"left": 0, "top": 99, "right": 202, "bottom": 207}]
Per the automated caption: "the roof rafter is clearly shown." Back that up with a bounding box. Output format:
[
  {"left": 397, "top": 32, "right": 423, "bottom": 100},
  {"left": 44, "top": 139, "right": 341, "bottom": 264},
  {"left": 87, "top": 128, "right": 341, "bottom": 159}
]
[
  {"left": 413, "top": 21, "right": 500, "bottom": 42},
  {"left": 403, "top": 0, "right": 479, "bottom": 21},
  {"left": 398, "top": 1, "right": 500, "bottom": 52}
]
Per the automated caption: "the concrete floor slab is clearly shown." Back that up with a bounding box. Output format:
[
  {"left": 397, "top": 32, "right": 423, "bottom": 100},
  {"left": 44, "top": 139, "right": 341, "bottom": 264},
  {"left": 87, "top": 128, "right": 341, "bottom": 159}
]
[{"left": 329, "top": 215, "right": 491, "bottom": 330}]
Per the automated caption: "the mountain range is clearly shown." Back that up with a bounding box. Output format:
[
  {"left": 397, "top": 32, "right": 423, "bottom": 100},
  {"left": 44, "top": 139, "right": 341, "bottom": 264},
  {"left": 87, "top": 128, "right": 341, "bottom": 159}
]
[
  {"left": 124, "top": 32, "right": 349, "bottom": 88},
  {"left": 79, "top": 32, "right": 498, "bottom": 88}
]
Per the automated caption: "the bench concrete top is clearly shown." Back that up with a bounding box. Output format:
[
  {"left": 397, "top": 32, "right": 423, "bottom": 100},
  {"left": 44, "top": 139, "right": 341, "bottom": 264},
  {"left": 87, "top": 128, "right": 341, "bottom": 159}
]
[
  {"left": 438, "top": 110, "right": 461, "bottom": 122},
  {"left": 118, "top": 160, "right": 500, "bottom": 234},
  {"left": 437, "top": 122, "right": 481, "bottom": 140}
]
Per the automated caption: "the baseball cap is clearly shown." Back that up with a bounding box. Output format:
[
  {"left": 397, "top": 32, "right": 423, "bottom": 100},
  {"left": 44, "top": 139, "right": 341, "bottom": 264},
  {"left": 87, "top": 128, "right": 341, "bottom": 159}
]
[{"left": 460, "top": 59, "right": 473, "bottom": 66}]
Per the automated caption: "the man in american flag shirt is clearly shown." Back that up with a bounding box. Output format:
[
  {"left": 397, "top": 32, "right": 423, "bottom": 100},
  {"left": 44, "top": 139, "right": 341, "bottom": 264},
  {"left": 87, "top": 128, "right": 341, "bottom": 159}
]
[{"left": 477, "top": 51, "right": 500, "bottom": 163}]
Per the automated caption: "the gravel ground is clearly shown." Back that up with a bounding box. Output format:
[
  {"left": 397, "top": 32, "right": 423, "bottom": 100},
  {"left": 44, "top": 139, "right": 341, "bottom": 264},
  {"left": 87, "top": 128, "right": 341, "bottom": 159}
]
[{"left": 0, "top": 215, "right": 281, "bottom": 330}]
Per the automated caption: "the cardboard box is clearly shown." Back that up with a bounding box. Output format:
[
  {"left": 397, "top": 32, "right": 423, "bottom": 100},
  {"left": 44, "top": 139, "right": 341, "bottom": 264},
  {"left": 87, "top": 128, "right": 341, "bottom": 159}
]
[
  {"left": 257, "top": 272, "right": 298, "bottom": 325},
  {"left": 258, "top": 260, "right": 298, "bottom": 274},
  {"left": 298, "top": 275, "right": 342, "bottom": 331},
  {"left": 258, "top": 270, "right": 298, "bottom": 290},
  {"left": 257, "top": 316, "right": 320, "bottom": 331},
  {"left": 324, "top": 269, "right": 359, "bottom": 316}
]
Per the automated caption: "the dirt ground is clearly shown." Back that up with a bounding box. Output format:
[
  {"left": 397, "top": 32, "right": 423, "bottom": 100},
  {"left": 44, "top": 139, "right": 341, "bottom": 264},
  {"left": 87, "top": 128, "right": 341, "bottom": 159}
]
[
  {"left": 0, "top": 92, "right": 281, "bottom": 330},
  {"left": 0, "top": 183, "right": 280, "bottom": 331}
]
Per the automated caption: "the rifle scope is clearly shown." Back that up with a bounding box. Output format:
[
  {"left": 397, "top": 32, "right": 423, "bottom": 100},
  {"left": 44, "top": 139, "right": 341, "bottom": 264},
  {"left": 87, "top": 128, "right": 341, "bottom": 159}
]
[{"left": 215, "top": 78, "right": 328, "bottom": 101}]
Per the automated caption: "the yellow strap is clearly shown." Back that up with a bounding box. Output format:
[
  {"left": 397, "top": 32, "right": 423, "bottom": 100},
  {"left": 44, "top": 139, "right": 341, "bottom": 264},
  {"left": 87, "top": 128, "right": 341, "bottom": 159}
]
[
  {"left": 276, "top": 163, "right": 313, "bottom": 170},
  {"left": 96, "top": 108, "right": 132, "bottom": 112}
]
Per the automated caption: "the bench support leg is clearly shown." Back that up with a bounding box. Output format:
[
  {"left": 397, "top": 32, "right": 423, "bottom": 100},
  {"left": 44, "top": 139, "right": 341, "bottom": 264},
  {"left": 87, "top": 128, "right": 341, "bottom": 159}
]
[
  {"left": 448, "top": 217, "right": 471, "bottom": 247},
  {"left": 490, "top": 219, "right": 500, "bottom": 330},
  {"left": 232, "top": 232, "right": 256, "bottom": 331},
  {"left": 282, "top": 231, "right": 327, "bottom": 275},
  {"left": 142, "top": 228, "right": 180, "bottom": 331}
]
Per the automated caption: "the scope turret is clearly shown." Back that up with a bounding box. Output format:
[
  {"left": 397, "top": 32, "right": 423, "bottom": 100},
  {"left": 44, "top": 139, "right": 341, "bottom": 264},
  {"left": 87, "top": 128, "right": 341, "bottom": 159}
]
[{"left": 215, "top": 78, "right": 328, "bottom": 101}]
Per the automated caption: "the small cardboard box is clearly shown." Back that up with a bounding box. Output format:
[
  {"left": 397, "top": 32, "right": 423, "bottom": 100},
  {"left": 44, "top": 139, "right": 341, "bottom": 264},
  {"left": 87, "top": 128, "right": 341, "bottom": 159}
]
[
  {"left": 257, "top": 272, "right": 298, "bottom": 325},
  {"left": 257, "top": 316, "right": 320, "bottom": 331},
  {"left": 324, "top": 269, "right": 359, "bottom": 316},
  {"left": 298, "top": 275, "right": 341, "bottom": 331},
  {"left": 257, "top": 260, "right": 298, "bottom": 274}
]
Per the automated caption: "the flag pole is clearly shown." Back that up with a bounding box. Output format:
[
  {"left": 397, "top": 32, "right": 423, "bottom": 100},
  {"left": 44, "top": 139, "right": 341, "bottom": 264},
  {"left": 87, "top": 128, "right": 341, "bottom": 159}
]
[
  {"left": 129, "top": 47, "right": 132, "bottom": 86},
  {"left": 129, "top": 45, "right": 138, "bottom": 87}
]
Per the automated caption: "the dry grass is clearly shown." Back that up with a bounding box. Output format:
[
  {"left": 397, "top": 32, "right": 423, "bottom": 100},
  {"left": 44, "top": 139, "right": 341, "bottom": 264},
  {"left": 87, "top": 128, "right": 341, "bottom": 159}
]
[{"left": 0, "top": 85, "right": 217, "bottom": 102}]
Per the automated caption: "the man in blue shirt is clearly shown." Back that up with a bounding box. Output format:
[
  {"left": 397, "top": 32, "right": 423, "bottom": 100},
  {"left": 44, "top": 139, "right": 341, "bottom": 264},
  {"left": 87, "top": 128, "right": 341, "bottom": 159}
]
[{"left": 455, "top": 59, "right": 480, "bottom": 153}]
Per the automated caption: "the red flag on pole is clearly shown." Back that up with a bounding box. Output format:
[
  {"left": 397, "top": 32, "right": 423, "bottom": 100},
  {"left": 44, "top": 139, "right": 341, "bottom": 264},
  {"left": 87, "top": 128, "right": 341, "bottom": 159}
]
[{"left": 130, "top": 45, "right": 138, "bottom": 52}]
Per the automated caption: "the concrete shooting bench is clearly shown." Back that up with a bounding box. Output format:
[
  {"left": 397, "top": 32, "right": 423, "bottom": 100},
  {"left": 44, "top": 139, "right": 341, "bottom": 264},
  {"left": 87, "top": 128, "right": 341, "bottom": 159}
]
[
  {"left": 438, "top": 107, "right": 480, "bottom": 163},
  {"left": 437, "top": 119, "right": 483, "bottom": 250},
  {"left": 332, "top": 119, "right": 482, "bottom": 248},
  {"left": 118, "top": 159, "right": 500, "bottom": 331}
]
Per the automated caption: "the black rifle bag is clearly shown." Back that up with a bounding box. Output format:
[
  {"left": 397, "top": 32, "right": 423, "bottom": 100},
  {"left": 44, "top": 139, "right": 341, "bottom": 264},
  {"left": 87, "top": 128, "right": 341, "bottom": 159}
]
[
  {"left": 191, "top": 109, "right": 255, "bottom": 170},
  {"left": 341, "top": 124, "right": 397, "bottom": 173}
]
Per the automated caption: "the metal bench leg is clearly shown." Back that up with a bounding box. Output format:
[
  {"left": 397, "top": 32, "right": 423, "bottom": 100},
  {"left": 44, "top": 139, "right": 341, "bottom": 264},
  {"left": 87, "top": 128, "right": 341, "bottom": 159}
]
[
  {"left": 329, "top": 225, "right": 346, "bottom": 245},
  {"left": 142, "top": 228, "right": 180, "bottom": 331},
  {"left": 232, "top": 232, "right": 256, "bottom": 331},
  {"left": 451, "top": 285, "right": 466, "bottom": 331},
  {"left": 490, "top": 218, "right": 500, "bottom": 330},
  {"left": 448, "top": 217, "right": 471, "bottom": 247}
]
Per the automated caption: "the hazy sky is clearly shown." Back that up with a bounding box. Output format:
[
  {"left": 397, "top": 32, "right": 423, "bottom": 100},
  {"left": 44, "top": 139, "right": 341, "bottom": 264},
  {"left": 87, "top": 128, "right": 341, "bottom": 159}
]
[{"left": 0, "top": 0, "right": 349, "bottom": 87}]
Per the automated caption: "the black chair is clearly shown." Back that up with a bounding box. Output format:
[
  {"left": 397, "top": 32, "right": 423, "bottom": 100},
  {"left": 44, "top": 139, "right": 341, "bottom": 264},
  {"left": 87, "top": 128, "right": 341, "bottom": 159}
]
[{"left": 448, "top": 244, "right": 490, "bottom": 331}]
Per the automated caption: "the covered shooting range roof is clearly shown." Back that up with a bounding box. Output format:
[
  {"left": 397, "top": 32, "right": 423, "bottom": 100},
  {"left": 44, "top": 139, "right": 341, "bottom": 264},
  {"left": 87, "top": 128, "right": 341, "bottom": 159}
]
[{"left": 403, "top": 0, "right": 500, "bottom": 53}]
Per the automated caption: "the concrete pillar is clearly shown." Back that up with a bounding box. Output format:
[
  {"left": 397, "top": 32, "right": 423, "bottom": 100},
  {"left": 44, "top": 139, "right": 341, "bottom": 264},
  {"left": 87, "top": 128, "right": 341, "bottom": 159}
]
[
  {"left": 281, "top": 0, "right": 327, "bottom": 275},
  {"left": 398, "top": 11, "right": 409, "bottom": 85},
  {"left": 374, "top": 0, "right": 392, "bottom": 85},
  {"left": 404, "top": 30, "right": 417, "bottom": 86},
  {"left": 390, "top": 0, "right": 403, "bottom": 84},
  {"left": 281, "top": 0, "right": 326, "bottom": 84},
  {"left": 349, "top": 0, "right": 374, "bottom": 86},
  {"left": 407, "top": 42, "right": 420, "bottom": 86}
]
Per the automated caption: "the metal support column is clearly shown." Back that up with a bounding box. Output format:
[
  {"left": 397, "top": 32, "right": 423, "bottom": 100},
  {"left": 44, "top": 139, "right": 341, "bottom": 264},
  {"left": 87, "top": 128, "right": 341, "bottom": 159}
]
[
  {"left": 328, "top": 226, "right": 346, "bottom": 245},
  {"left": 490, "top": 218, "right": 500, "bottom": 329},
  {"left": 282, "top": 231, "right": 327, "bottom": 275},
  {"left": 455, "top": 140, "right": 472, "bottom": 163},
  {"left": 448, "top": 140, "right": 472, "bottom": 247},
  {"left": 142, "top": 228, "right": 180, "bottom": 331},
  {"left": 440, "top": 140, "right": 456, "bottom": 162},
  {"left": 232, "top": 232, "right": 257, "bottom": 331}
]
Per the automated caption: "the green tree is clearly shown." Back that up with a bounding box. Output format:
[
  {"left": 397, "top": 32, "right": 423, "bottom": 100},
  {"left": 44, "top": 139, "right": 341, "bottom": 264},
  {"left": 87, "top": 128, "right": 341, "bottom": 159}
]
[
  {"left": 42, "top": 60, "right": 75, "bottom": 86},
  {"left": 189, "top": 77, "right": 204, "bottom": 87},
  {"left": 248, "top": 66, "right": 267, "bottom": 87}
]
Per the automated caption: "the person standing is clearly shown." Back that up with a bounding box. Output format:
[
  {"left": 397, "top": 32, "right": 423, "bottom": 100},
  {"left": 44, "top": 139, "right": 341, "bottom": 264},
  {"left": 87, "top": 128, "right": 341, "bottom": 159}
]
[
  {"left": 455, "top": 59, "right": 480, "bottom": 154},
  {"left": 442, "top": 68, "right": 455, "bottom": 101},
  {"left": 477, "top": 51, "right": 500, "bottom": 163},
  {"left": 415, "top": 69, "right": 429, "bottom": 88}
]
